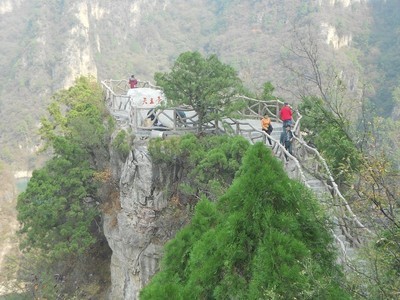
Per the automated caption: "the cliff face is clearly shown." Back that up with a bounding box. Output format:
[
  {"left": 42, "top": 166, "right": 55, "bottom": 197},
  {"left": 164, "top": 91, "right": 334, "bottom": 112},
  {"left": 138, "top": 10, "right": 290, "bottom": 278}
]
[{"left": 104, "top": 139, "right": 187, "bottom": 299}]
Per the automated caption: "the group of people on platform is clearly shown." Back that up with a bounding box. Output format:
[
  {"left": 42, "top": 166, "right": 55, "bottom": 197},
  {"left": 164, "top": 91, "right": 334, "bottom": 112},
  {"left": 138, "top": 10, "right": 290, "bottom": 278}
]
[
  {"left": 129, "top": 74, "right": 293, "bottom": 161},
  {"left": 261, "top": 102, "right": 293, "bottom": 162}
]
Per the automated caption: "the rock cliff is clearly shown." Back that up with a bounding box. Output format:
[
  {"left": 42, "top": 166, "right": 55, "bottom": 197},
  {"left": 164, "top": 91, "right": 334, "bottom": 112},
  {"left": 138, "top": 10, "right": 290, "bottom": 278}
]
[{"left": 104, "top": 139, "right": 188, "bottom": 299}]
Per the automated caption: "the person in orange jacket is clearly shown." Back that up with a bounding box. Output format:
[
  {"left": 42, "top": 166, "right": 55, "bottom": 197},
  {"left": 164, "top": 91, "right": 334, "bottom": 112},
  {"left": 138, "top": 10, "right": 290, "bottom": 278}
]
[{"left": 261, "top": 114, "right": 273, "bottom": 145}]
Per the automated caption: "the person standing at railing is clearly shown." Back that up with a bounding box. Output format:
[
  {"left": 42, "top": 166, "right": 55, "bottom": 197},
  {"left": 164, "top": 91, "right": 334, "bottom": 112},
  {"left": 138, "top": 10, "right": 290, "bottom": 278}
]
[
  {"left": 176, "top": 109, "right": 187, "bottom": 127},
  {"left": 129, "top": 75, "right": 138, "bottom": 89},
  {"left": 279, "top": 102, "right": 293, "bottom": 128},
  {"left": 280, "top": 125, "right": 293, "bottom": 162},
  {"left": 261, "top": 114, "right": 273, "bottom": 145},
  {"left": 146, "top": 108, "right": 159, "bottom": 126}
]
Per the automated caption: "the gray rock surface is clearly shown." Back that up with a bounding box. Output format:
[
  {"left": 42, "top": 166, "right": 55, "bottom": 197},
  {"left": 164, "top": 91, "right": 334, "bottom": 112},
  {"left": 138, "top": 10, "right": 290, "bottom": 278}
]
[{"left": 104, "top": 140, "right": 180, "bottom": 299}]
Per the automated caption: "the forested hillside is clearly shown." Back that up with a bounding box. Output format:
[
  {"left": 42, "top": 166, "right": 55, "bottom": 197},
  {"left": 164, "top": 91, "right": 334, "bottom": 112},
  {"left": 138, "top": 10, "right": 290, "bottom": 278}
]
[
  {"left": 0, "top": 0, "right": 400, "bottom": 299},
  {"left": 3, "top": 1, "right": 400, "bottom": 298},
  {"left": 365, "top": 0, "right": 400, "bottom": 116},
  {"left": 1, "top": 0, "right": 394, "bottom": 169}
]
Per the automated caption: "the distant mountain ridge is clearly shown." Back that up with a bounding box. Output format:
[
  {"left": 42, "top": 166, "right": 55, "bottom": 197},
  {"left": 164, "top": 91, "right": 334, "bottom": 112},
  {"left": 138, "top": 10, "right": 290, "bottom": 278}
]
[{"left": 0, "top": 0, "right": 389, "bottom": 168}]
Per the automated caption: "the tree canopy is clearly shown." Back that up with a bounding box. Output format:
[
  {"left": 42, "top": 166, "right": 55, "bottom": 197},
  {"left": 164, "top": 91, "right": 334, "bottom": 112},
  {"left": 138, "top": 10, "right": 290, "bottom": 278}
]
[
  {"left": 298, "top": 96, "right": 361, "bottom": 184},
  {"left": 154, "top": 51, "right": 245, "bottom": 131},
  {"left": 17, "top": 76, "right": 111, "bottom": 259},
  {"left": 149, "top": 133, "right": 250, "bottom": 201},
  {"left": 141, "top": 142, "right": 349, "bottom": 299}
]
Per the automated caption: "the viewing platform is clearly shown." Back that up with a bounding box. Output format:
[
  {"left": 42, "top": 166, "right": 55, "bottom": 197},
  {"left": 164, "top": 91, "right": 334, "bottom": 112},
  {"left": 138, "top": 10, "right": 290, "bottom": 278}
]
[{"left": 101, "top": 78, "right": 371, "bottom": 264}]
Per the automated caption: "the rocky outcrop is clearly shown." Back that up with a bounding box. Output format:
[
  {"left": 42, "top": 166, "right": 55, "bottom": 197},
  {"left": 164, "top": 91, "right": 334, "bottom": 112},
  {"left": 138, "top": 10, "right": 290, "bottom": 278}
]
[
  {"left": 103, "top": 139, "right": 188, "bottom": 299},
  {"left": 318, "top": 0, "right": 366, "bottom": 8},
  {"left": 321, "top": 22, "right": 352, "bottom": 49}
]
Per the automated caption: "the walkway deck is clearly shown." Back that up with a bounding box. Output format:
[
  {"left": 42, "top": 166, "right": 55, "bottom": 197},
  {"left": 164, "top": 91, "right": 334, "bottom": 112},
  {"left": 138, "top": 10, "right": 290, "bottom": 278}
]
[{"left": 102, "top": 79, "right": 371, "bottom": 265}]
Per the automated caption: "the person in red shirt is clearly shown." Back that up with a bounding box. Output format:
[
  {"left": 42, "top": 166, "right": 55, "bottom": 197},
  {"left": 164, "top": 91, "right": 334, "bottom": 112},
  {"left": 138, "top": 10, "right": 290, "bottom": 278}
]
[
  {"left": 129, "top": 75, "right": 138, "bottom": 88},
  {"left": 279, "top": 102, "right": 293, "bottom": 128}
]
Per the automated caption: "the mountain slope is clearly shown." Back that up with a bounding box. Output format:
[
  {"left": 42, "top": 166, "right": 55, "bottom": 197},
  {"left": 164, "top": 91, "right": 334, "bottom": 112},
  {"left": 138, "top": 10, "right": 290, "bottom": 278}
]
[{"left": 0, "top": 0, "right": 377, "bottom": 168}]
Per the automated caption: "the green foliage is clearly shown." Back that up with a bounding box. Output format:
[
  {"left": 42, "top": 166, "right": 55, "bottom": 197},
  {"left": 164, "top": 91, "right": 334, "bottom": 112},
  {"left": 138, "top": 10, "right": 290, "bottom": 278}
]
[
  {"left": 140, "top": 197, "right": 219, "bottom": 300},
  {"left": 350, "top": 224, "right": 400, "bottom": 299},
  {"left": 13, "top": 237, "right": 111, "bottom": 299},
  {"left": 17, "top": 76, "right": 109, "bottom": 259},
  {"left": 154, "top": 51, "right": 245, "bottom": 131},
  {"left": 261, "top": 81, "right": 276, "bottom": 100},
  {"left": 148, "top": 136, "right": 183, "bottom": 165},
  {"left": 149, "top": 134, "right": 250, "bottom": 200},
  {"left": 17, "top": 137, "right": 98, "bottom": 258},
  {"left": 112, "top": 129, "right": 131, "bottom": 160},
  {"left": 39, "top": 76, "right": 109, "bottom": 155},
  {"left": 299, "top": 96, "right": 362, "bottom": 183},
  {"left": 141, "top": 143, "right": 350, "bottom": 299},
  {"left": 259, "top": 81, "right": 281, "bottom": 115},
  {"left": 370, "top": 116, "right": 400, "bottom": 166}
]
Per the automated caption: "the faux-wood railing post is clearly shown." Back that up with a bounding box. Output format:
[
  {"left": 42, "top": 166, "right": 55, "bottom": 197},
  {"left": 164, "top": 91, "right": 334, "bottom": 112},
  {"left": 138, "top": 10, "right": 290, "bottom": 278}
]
[
  {"left": 133, "top": 107, "right": 138, "bottom": 131},
  {"left": 112, "top": 94, "right": 117, "bottom": 109},
  {"left": 173, "top": 109, "right": 177, "bottom": 130},
  {"left": 262, "top": 133, "right": 266, "bottom": 145}
]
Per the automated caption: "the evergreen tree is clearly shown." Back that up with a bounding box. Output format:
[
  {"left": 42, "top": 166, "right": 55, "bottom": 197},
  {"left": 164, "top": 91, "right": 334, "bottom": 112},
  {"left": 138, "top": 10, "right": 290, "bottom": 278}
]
[
  {"left": 154, "top": 51, "right": 245, "bottom": 132},
  {"left": 141, "top": 142, "right": 350, "bottom": 299},
  {"left": 17, "top": 76, "right": 110, "bottom": 259},
  {"left": 17, "top": 137, "right": 98, "bottom": 257}
]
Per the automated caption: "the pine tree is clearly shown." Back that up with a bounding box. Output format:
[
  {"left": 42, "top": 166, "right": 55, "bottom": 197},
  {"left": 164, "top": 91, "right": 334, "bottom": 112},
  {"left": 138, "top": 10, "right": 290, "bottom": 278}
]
[
  {"left": 17, "top": 76, "right": 110, "bottom": 259},
  {"left": 141, "top": 142, "right": 350, "bottom": 299}
]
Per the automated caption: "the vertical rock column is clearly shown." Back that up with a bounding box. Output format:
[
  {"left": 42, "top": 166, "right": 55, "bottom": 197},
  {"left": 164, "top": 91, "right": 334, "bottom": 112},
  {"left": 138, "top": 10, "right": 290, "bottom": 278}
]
[{"left": 103, "top": 142, "right": 170, "bottom": 300}]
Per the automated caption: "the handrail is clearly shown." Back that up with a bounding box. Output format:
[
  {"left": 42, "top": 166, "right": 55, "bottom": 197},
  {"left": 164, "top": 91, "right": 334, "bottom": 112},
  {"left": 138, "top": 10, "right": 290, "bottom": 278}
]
[
  {"left": 101, "top": 80, "right": 371, "bottom": 260},
  {"left": 235, "top": 95, "right": 302, "bottom": 137},
  {"left": 201, "top": 115, "right": 367, "bottom": 258},
  {"left": 292, "top": 135, "right": 372, "bottom": 246},
  {"left": 219, "top": 116, "right": 307, "bottom": 184},
  {"left": 102, "top": 79, "right": 162, "bottom": 91}
]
